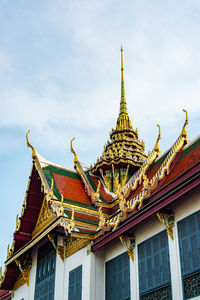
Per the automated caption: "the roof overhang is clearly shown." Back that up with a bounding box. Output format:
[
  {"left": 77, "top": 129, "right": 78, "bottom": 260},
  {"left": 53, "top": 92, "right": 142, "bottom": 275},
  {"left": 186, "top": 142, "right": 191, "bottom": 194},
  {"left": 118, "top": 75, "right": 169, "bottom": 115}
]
[{"left": 92, "top": 161, "right": 200, "bottom": 251}]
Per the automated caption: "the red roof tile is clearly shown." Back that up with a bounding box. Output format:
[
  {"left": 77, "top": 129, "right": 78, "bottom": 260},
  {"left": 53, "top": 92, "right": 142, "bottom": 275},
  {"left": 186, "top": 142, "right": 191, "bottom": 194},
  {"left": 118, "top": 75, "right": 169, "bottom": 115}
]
[{"left": 53, "top": 173, "right": 91, "bottom": 205}]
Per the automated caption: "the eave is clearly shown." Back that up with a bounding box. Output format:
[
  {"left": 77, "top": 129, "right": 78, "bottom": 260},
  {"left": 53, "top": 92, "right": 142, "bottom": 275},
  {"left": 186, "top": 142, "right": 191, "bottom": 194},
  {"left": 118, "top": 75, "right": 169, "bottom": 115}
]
[{"left": 92, "top": 161, "right": 200, "bottom": 251}]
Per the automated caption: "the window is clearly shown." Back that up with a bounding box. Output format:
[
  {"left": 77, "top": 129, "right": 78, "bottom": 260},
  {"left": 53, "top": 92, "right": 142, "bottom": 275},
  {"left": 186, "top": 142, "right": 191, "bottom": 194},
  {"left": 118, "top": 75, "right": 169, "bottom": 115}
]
[
  {"left": 34, "top": 242, "right": 56, "bottom": 300},
  {"left": 138, "top": 231, "right": 172, "bottom": 300},
  {"left": 106, "top": 252, "right": 130, "bottom": 300},
  {"left": 68, "top": 265, "right": 82, "bottom": 300},
  {"left": 178, "top": 210, "right": 200, "bottom": 299}
]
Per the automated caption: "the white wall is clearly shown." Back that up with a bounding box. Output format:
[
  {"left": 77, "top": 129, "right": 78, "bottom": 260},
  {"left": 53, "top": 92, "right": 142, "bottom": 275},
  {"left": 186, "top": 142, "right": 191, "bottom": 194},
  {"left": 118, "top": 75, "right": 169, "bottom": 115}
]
[
  {"left": 12, "top": 188, "right": 200, "bottom": 300},
  {"left": 13, "top": 247, "right": 37, "bottom": 300},
  {"left": 54, "top": 236, "right": 65, "bottom": 300},
  {"left": 63, "top": 246, "right": 92, "bottom": 300}
]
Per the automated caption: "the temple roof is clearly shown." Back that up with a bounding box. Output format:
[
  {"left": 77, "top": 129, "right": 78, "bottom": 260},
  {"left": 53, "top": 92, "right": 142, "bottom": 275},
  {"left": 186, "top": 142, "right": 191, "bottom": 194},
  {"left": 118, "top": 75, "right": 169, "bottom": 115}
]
[
  {"left": 0, "top": 109, "right": 199, "bottom": 290},
  {"left": 0, "top": 48, "right": 199, "bottom": 292}
]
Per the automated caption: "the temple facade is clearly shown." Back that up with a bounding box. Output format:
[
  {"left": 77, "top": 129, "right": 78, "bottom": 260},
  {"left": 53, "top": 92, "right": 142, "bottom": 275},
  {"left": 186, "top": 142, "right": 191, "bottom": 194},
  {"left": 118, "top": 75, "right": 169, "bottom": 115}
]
[{"left": 0, "top": 48, "right": 200, "bottom": 300}]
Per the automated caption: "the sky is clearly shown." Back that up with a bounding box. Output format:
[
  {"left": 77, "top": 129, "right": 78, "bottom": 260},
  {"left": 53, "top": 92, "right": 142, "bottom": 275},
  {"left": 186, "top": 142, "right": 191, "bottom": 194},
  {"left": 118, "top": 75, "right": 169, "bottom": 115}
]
[{"left": 0, "top": 0, "right": 200, "bottom": 269}]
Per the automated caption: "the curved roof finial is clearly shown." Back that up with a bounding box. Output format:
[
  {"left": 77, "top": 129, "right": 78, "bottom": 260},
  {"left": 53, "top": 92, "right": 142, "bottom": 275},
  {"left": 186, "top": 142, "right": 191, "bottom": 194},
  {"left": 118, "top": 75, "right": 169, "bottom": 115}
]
[
  {"left": 26, "top": 130, "right": 37, "bottom": 159},
  {"left": 70, "top": 137, "right": 79, "bottom": 165},
  {"left": 181, "top": 109, "right": 189, "bottom": 138},
  {"left": 153, "top": 124, "right": 161, "bottom": 153}
]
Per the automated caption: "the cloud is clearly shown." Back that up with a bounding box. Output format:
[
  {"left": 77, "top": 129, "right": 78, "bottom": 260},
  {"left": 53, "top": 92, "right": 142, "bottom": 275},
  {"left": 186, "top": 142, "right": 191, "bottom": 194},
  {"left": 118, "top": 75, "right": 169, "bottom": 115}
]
[{"left": 0, "top": 0, "right": 199, "bottom": 156}]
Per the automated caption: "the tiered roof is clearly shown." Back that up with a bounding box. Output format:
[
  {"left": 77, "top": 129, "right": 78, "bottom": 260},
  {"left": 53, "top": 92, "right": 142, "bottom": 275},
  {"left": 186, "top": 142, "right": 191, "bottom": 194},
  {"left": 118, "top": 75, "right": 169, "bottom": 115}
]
[
  {"left": 0, "top": 49, "right": 199, "bottom": 292},
  {"left": 90, "top": 47, "right": 147, "bottom": 192}
]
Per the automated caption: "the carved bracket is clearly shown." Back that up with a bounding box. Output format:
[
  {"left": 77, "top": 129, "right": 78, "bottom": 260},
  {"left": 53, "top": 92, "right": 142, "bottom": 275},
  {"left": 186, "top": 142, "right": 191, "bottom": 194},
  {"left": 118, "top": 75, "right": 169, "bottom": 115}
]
[
  {"left": 15, "top": 258, "right": 32, "bottom": 286},
  {"left": 119, "top": 235, "right": 135, "bottom": 262},
  {"left": 47, "top": 234, "right": 64, "bottom": 262},
  {"left": 157, "top": 212, "right": 175, "bottom": 240},
  {"left": 87, "top": 242, "right": 92, "bottom": 255}
]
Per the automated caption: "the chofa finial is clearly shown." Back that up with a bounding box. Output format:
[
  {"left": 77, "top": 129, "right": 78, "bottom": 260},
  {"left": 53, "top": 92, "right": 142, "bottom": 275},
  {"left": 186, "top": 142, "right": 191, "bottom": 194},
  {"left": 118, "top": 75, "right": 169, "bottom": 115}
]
[
  {"left": 70, "top": 138, "right": 79, "bottom": 165},
  {"left": 26, "top": 130, "right": 37, "bottom": 159},
  {"left": 153, "top": 124, "right": 161, "bottom": 153},
  {"left": 181, "top": 109, "right": 189, "bottom": 138}
]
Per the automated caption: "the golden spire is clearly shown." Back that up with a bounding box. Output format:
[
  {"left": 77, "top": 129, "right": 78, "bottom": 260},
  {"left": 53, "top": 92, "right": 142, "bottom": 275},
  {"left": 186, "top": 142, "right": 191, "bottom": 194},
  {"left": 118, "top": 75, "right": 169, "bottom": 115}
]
[
  {"left": 116, "top": 46, "right": 133, "bottom": 131},
  {"left": 120, "top": 46, "right": 127, "bottom": 115}
]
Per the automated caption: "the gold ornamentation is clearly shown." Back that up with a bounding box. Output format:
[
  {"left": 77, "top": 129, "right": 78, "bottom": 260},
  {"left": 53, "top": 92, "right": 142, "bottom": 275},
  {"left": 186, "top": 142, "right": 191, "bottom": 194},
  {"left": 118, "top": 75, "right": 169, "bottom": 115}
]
[
  {"left": 100, "top": 112, "right": 188, "bottom": 232},
  {"left": 13, "top": 272, "right": 26, "bottom": 290},
  {"left": 60, "top": 209, "right": 75, "bottom": 235},
  {"left": 16, "top": 214, "right": 21, "bottom": 231},
  {"left": 98, "top": 207, "right": 107, "bottom": 231},
  {"left": 32, "top": 195, "right": 55, "bottom": 238},
  {"left": 157, "top": 212, "right": 175, "bottom": 240},
  {"left": 87, "top": 242, "right": 92, "bottom": 255},
  {"left": 70, "top": 138, "right": 101, "bottom": 204},
  {"left": 65, "top": 236, "right": 90, "bottom": 258},
  {"left": 0, "top": 267, "right": 2, "bottom": 282},
  {"left": 70, "top": 137, "right": 79, "bottom": 165},
  {"left": 119, "top": 235, "right": 135, "bottom": 262},
  {"left": 0, "top": 267, "right": 7, "bottom": 288},
  {"left": 154, "top": 124, "right": 161, "bottom": 154},
  {"left": 7, "top": 244, "right": 10, "bottom": 259},
  {"left": 15, "top": 257, "right": 31, "bottom": 286},
  {"left": 181, "top": 109, "right": 189, "bottom": 139},
  {"left": 26, "top": 130, "right": 37, "bottom": 159},
  {"left": 47, "top": 234, "right": 64, "bottom": 262}
]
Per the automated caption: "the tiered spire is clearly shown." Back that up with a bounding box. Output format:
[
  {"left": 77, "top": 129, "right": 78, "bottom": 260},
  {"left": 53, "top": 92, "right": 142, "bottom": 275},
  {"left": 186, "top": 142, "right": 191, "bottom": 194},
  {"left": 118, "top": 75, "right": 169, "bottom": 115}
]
[{"left": 90, "top": 47, "right": 147, "bottom": 192}]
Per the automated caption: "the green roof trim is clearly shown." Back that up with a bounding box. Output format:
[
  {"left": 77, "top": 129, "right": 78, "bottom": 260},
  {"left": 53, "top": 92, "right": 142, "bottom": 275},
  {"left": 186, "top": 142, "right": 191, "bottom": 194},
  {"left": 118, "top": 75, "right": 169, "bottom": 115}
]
[
  {"left": 42, "top": 165, "right": 79, "bottom": 180},
  {"left": 151, "top": 151, "right": 169, "bottom": 170},
  {"left": 151, "top": 136, "right": 200, "bottom": 171},
  {"left": 63, "top": 198, "right": 98, "bottom": 210},
  {"left": 64, "top": 210, "right": 98, "bottom": 225},
  {"left": 179, "top": 137, "right": 200, "bottom": 159}
]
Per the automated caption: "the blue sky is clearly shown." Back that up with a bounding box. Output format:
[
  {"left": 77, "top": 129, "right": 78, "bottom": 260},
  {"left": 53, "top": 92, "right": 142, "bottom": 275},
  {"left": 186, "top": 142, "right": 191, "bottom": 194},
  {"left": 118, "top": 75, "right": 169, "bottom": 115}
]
[{"left": 0, "top": 0, "right": 200, "bottom": 269}]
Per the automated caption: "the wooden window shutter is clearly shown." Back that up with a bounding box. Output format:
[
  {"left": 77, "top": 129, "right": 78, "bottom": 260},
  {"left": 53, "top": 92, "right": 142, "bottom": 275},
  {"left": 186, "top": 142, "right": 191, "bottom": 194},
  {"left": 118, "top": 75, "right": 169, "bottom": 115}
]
[
  {"left": 106, "top": 252, "right": 130, "bottom": 300},
  {"left": 68, "top": 265, "right": 82, "bottom": 300},
  {"left": 138, "top": 231, "right": 171, "bottom": 297}
]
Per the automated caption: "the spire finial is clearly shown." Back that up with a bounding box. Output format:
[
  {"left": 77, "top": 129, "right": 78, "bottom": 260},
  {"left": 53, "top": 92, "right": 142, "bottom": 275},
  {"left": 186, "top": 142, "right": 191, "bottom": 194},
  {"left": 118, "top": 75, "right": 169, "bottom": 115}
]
[
  {"left": 121, "top": 45, "right": 124, "bottom": 81},
  {"left": 120, "top": 45, "right": 127, "bottom": 115}
]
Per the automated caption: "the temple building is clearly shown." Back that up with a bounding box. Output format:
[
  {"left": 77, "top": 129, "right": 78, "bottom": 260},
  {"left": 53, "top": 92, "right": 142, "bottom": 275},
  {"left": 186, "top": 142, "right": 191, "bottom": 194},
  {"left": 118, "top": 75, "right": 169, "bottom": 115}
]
[{"left": 0, "top": 48, "right": 200, "bottom": 300}]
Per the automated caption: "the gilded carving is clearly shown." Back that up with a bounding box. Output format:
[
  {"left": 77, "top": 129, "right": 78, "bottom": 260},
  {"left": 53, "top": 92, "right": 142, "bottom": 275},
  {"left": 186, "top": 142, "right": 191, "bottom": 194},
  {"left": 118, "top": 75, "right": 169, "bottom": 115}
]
[
  {"left": 47, "top": 234, "right": 64, "bottom": 262},
  {"left": 119, "top": 235, "right": 135, "bottom": 262},
  {"left": 157, "top": 212, "right": 175, "bottom": 240},
  {"left": 65, "top": 236, "right": 90, "bottom": 258},
  {"left": 99, "top": 112, "right": 188, "bottom": 233},
  {"left": 32, "top": 195, "right": 55, "bottom": 238},
  {"left": 15, "top": 257, "right": 31, "bottom": 286},
  {"left": 60, "top": 210, "right": 75, "bottom": 234}
]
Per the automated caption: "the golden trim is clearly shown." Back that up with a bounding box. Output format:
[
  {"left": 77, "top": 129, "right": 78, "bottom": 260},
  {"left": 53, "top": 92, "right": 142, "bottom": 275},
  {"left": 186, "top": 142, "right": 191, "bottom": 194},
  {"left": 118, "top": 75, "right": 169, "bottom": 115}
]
[
  {"left": 64, "top": 218, "right": 98, "bottom": 230},
  {"left": 119, "top": 235, "right": 135, "bottom": 262},
  {"left": 32, "top": 195, "right": 55, "bottom": 238},
  {"left": 54, "top": 200, "right": 105, "bottom": 217},
  {"left": 99, "top": 112, "right": 189, "bottom": 232},
  {"left": 157, "top": 212, "right": 174, "bottom": 240},
  {"left": 90, "top": 157, "right": 143, "bottom": 174},
  {"left": 65, "top": 237, "right": 89, "bottom": 258},
  {"left": 15, "top": 258, "right": 31, "bottom": 286},
  {"left": 13, "top": 273, "right": 26, "bottom": 291},
  {"left": 5, "top": 218, "right": 61, "bottom": 266}
]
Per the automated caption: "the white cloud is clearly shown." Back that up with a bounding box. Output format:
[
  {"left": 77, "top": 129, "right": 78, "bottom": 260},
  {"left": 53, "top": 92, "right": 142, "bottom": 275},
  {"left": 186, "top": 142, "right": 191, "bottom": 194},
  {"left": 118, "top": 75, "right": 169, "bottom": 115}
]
[{"left": 0, "top": 0, "right": 199, "bottom": 155}]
